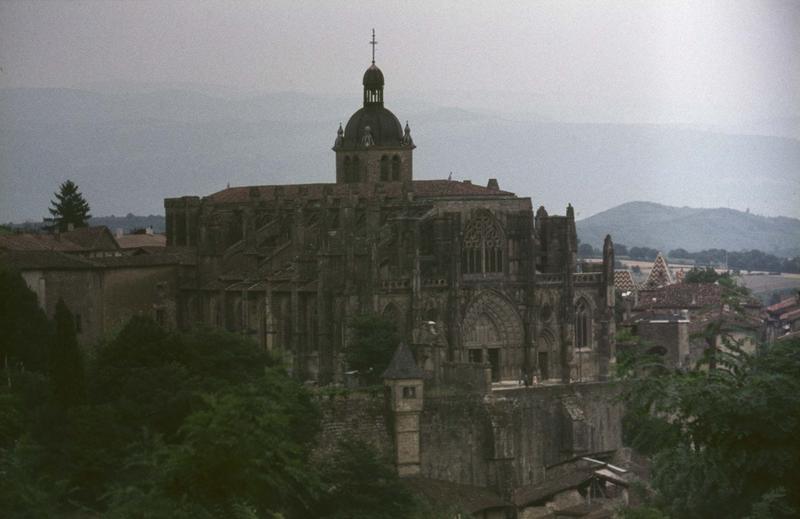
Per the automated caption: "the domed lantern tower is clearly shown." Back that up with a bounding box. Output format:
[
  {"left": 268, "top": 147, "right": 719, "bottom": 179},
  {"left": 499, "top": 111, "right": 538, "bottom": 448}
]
[{"left": 334, "top": 30, "right": 415, "bottom": 185}]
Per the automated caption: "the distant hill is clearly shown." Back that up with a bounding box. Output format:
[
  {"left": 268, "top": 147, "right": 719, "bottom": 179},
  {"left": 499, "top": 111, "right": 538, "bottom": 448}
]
[
  {"left": 89, "top": 214, "right": 165, "bottom": 233},
  {"left": 2, "top": 87, "right": 798, "bottom": 224},
  {"left": 577, "top": 201, "right": 800, "bottom": 257},
  {"left": 7, "top": 214, "right": 165, "bottom": 234}
]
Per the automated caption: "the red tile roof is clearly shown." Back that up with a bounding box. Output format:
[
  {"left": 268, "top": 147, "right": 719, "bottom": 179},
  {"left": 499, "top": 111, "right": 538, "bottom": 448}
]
[
  {"left": 0, "top": 250, "right": 98, "bottom": 270},
  {"left": 59, "top": 226, "right": 119, "bottom": 250},
  {"left": 766, "top": 296, "right": 799, "bottom": 314},
  {"left": 205, "top": 179, "right": 514, "bottom": 204},
  {"left": 115, "top": 233, "right": 167, "bottom": 249},
  {"left": 636, "top": 283, "right": 722, "bottom": 310},
  {"left": 779, "top": 308, "right": 800, "bottom": 322},
  {"left": 1, "top": 249, "right": 193, "bottom": 271},
  {"left": 0, "top": 233, "right": 84, "bottom": 252},
  {"left": 0, "top": 227, "right": 119, "bottom": 252}
]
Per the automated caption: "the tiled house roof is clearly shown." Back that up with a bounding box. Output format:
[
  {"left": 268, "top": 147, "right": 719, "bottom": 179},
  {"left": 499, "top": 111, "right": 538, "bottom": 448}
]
[
  {"left": 0, "top": 249, "right": 193, "bottom": 271},
  {"left": 640, "top": 252, "right": 674, "bottom": 290},
  {"left": 635, "top": 283, "right": 722, "bottom": 310},
  {"left": 766, "top": 296, "right": 799, "bottom": 315},
  {"left": 60, "top": 226, "right": 119, "bottom": 251},
  {"left": 0, "top": 227, "right": 119, "bottom": 253},
  {"left": 0, "top": 250, "right": 99, "bottom": 270},
  {"left": 614, "top": 270, "right": 637, "bottom": 292},
  {"left": 115, "top": 233, "right": 167, "bottom": 249},
  {"left": 0, "top": 233, "right": 84, "bottom": 252}
]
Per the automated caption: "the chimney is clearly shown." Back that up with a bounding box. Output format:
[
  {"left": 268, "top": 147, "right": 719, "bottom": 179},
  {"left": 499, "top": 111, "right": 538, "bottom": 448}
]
[
  {"left": 487, "top": 178, "right": 499, "bottom": 190},
  {"left": 146, "top": 226, "right": 154, "bottom": 235},
  {"left": 462, "top": 180, "right": 472, "bottom": 185}
]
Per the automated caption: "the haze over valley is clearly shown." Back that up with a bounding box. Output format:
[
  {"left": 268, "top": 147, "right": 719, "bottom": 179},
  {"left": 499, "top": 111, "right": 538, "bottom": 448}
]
[{"left": 2, "top": 86, "right": 798, "bottom": 224}]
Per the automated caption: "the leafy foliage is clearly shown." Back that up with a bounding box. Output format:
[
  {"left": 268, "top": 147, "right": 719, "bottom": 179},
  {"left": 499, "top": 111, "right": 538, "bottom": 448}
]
[
  {"left": 46, "top": 179, "right": 91, "bottom": 232},
  {"left": 314, "top": 439, "right": 415, "bottom": 519},
  {"left": 49, "top": 298, "right": 86, "bottom": 406},
  {"left": 621, "top": 339, "right": 800, "bottom": 518},
  {"left": 346, "top": 314, "right": 399, "bottom": 384},
  {"left": 0, "top": 313, "right": 432, "bottom": 518},
  {"left": 628, "top": 247, "right": 659, "bottom": 261},
  {"left": 0, "top": 264, "right": 50, "bottom": 373}
]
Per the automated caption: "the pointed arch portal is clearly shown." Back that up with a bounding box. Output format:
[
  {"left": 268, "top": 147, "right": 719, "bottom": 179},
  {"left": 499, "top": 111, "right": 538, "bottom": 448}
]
[{"left": 462, "top": 291, "right": 524, "bottom": 381}]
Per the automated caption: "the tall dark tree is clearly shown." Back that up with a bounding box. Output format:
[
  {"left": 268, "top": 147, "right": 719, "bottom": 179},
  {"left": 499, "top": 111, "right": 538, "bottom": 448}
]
[
  {"left": 47, "top": 180, "right": 91, "bottom": 232},
  {"left": 49, "top": 298, "right": 85, "bottom": 406},
  {"left": 0, "top": 265, "right": 51, "bottom": 376}
]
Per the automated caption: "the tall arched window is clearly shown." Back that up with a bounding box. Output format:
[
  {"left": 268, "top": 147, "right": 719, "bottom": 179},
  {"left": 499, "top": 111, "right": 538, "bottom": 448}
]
[
  {"left": 391, "top": 155, "right": 401, "bottom": 181},
  {"left": 380, "top": 156, "right": 389, "bottom": 181},
  {"left": 575, "top": 299, "right": 592, "bottom": 348},
  {"left": 462, "top": 211, "right": 504, "bottom": 274}
]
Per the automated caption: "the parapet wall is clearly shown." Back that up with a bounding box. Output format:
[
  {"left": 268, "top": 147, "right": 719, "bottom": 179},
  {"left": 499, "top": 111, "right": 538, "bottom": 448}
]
[{"left": 316, "top": 382, "right": 623, "bottom": 498}]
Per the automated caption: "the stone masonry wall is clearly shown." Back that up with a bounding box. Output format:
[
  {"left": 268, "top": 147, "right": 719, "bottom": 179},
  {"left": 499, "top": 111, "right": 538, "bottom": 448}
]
[
  {"left": 315, "top": 382, "right": 623, "bottom": 499},
  {"left": 315, "top": 390, "right": 394, "bottom": 461}
]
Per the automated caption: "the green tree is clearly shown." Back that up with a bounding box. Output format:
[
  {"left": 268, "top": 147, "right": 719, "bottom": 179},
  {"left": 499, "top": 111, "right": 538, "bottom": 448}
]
[
  {"left": 0, "top": 265, "right": 51, "bottom": 376},
  {"left": 314, "top": 439, "right": 416, "bottom": 519},
  {"left": 46, "top": 180, "right": 91, "bottom": 232},
  {"left": 346, "top": 314, "right": 399, "bottom": 384},
  {"left": 621, "top": 339, "right": 800, "bottom": 518},
  {"left": 667, "top": 248, "right": 690, "bottom": 259},
  {"left": 105, "top": 370, "right": 321, "bottom": 518},
  {"left": 683, "top": 266, "right": 725, "bottom": 283},
  {"left": 49, "top": 299, "right": 85, "bottom": 406}
]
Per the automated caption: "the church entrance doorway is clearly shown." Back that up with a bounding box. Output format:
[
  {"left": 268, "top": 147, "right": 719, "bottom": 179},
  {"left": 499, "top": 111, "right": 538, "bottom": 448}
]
[{"left": 538, "top": 352, "right": 549, "bottom": 381}]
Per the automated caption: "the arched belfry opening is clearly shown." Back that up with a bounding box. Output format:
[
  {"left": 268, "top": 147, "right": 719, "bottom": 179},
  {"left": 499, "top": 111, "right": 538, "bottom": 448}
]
[{"left": 333, "top": 30, "right": 415, "bottom": 185}]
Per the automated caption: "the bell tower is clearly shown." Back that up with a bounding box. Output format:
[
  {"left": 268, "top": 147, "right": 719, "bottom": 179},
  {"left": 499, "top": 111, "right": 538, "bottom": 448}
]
[{"left": 333, "top": 30, "right": 415, "bottom": 185}]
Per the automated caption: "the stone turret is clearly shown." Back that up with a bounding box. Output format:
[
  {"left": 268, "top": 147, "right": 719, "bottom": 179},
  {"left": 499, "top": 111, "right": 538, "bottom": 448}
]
[{"left": 383, "top": 342, "right": 424, "bottom": 476}]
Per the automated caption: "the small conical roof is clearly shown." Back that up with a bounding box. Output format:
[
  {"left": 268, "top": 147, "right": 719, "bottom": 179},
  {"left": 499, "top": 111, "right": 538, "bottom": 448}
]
[{"left": 382, "top": 342, "right": 425, "bottom": 380}]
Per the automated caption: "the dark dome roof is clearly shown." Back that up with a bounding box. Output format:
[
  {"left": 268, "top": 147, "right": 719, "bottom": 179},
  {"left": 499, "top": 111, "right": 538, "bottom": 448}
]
[
  {"left": 342, "top": 105, "right": 403, "bottom": 148},
  {"left": 363, "top": 63, "right": 384, "bottom": 88}
]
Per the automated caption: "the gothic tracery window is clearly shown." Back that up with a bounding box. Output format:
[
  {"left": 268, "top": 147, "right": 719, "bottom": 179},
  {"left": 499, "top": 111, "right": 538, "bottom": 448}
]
[
  {"left": 462, "top": 211, "right": 504, "bottom": 274},
  {"left": 575, "top": 299, "right": 591, "bottom": 348}
]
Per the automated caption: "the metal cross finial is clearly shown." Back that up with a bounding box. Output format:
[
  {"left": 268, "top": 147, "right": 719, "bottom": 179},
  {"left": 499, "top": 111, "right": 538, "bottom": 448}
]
[{"left": 370, "top": 29, "right": 377, "bottom": 64}]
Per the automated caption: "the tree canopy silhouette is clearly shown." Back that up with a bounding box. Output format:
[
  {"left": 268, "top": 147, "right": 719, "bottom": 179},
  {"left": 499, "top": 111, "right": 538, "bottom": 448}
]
[{"left": 47, "top": 180, "right": 91, "bottom": 232}]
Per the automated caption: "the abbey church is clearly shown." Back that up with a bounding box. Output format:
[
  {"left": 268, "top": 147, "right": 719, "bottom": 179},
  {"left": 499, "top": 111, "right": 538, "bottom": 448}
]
[{"left": 164, "top": 47, "right": 616, "bottom": 386}]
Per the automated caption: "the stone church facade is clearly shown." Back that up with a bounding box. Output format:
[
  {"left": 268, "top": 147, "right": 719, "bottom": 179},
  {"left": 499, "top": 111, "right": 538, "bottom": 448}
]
[{"left": 164, "top": 57, "right": 616, "bottom": 386}]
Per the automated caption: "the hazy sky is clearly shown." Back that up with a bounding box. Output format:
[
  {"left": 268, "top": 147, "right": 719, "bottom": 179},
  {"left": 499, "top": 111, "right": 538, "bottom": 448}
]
[
  {"left": 2, "top": 0, "right": 798, "bottom": 126},
  {"left": 1, "top": 1, "right": 798, "bottom": 223}
]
